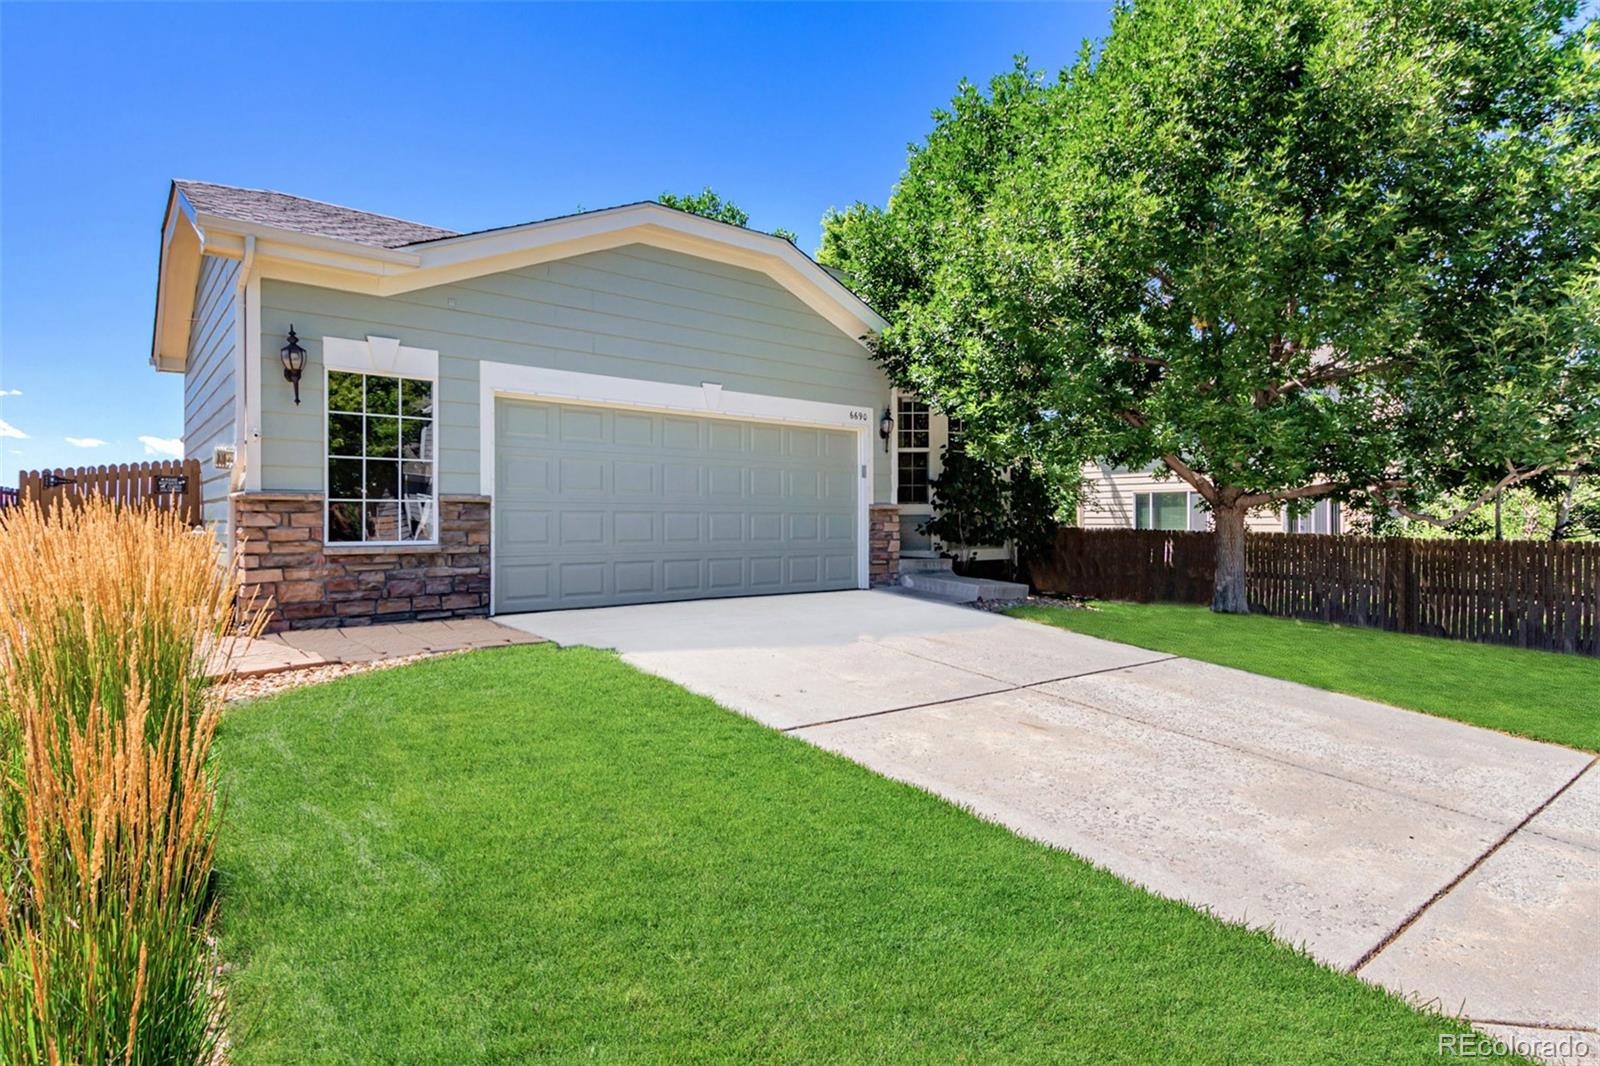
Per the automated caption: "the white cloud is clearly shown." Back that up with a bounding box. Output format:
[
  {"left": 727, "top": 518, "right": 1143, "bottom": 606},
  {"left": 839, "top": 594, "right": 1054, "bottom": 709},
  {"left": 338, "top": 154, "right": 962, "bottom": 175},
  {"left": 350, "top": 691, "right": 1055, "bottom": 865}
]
[
  {"left": 0, "top": 389, "right": 21, "bottom": 397},
  {"left": 0, "top": 419, "right": 28, "bottom": 440},
  {"left": 138, "top": 435, "right": 183, "bottom": 458},
  {"left": 65, "top": 437, "right": 108, "bottom": 448}
]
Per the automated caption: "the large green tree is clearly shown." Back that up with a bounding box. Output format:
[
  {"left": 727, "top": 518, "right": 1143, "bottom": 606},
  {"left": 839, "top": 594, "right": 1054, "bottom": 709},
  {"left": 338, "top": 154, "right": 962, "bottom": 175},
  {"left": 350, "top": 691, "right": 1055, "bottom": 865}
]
[
  {"left": 659, "top": 187, "right": 797, "bottom": 242},
  {"left": 823, "top": 0, "right": 1600, "bottom": 611}
]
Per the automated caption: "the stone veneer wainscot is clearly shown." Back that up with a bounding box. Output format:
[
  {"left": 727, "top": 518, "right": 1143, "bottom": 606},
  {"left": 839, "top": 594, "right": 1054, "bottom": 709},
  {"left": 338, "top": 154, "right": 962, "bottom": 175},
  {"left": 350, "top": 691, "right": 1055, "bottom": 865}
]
[
  {"left": 234, "top": 492, "right": 491, "bottom": 632},
  {"left": 868, "top": 503, "right": 901, "bottom": 587}
]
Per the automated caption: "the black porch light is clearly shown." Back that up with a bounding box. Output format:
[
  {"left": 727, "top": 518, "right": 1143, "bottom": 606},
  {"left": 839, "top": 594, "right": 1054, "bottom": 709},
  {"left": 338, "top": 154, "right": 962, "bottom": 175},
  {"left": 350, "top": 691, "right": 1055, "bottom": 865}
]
[
  {"left": 878, "top": 406, "right": 894, "bottom": 453},
  {"left": 280, "top": 326, "right": 307, "bottom": 405}
]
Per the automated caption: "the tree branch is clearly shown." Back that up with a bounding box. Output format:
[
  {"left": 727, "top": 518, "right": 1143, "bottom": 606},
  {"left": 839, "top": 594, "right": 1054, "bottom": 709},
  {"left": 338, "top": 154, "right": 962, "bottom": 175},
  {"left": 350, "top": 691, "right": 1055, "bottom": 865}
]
[
  {"left": 1371, "top": 463, "right": 1555, "bottom": 528},
  {"left": 1114, "top": 409, "right": 1219, "bottom": 506},
  {"left": 1158, "top": 454, "right": 1218, "bottom": 505},
  {"left": 1119, "top": 352, "right": 1169, "bottom": 368},
  {"left": 1257, "top": 358, "right": 1396, "bottom": 407},
  {"left": 1237, "top": 482, "right": 1342, "bottom": 508}
]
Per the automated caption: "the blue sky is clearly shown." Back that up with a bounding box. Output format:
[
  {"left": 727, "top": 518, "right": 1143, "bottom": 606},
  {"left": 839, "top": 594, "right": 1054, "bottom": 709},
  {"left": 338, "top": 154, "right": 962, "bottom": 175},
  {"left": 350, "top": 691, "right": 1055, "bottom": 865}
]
[{"left": 0, "top": 2, "right": 1110, "bottom": 479}]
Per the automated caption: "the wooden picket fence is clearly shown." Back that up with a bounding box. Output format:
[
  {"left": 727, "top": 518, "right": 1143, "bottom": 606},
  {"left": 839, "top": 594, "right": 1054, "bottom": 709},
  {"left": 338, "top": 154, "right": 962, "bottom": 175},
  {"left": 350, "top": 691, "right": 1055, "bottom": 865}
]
[
  {"left": 14, "top": 459, "right": 202, "bottom": 526},
  {"left": 1032, "top": 527, "right": 1600, "bottom": 656}
]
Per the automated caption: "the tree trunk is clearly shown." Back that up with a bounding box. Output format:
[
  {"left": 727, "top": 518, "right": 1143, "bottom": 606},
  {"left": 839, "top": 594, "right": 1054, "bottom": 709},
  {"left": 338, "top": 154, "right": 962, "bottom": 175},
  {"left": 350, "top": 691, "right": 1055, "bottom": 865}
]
[
  {"left": 1211, "top": 504, "right": 1249, "bottom": 613},
  {"left": 1552, "top": 472, "right": 1579, "bottom": 541}
]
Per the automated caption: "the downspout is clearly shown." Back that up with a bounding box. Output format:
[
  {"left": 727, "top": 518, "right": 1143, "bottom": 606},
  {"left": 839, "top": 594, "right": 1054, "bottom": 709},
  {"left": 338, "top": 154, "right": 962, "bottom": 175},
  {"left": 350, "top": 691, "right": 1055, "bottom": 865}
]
[{"left": 229, "top": 235, "right": 256, "bottom": 556}]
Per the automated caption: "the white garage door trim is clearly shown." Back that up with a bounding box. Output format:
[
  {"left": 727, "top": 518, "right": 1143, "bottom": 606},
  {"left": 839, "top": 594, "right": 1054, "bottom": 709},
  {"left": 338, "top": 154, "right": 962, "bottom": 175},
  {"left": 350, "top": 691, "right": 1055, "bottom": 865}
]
[{"left": 478, "top": 360, "right": 875, "bottom": 613}]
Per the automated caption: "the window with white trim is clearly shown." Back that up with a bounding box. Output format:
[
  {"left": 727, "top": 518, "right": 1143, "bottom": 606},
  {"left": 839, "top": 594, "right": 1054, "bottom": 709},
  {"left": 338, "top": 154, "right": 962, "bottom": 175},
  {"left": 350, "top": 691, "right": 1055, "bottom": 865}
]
[
  {"left": 326, "top": 370, "right": 436, "bottom": 543},
  {"left": 1134, "top": 490, "right": 1208, "bottom": 531},
  {"left": 896, "top": 396, "right": 930, "bottom": 504},
  {"left": 1284, "top": 499, "right": 1340, "bottom": 535}
]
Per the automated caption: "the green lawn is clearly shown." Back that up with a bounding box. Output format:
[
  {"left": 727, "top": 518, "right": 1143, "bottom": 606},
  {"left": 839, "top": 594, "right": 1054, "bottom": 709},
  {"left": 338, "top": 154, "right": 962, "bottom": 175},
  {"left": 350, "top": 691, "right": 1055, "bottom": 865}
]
[
  {"left": 217, "top": 645, "right": 1520, "bottom": 1064},
  {"left": 1006, "top": 601, "right": 1600, "bottom": 752}
]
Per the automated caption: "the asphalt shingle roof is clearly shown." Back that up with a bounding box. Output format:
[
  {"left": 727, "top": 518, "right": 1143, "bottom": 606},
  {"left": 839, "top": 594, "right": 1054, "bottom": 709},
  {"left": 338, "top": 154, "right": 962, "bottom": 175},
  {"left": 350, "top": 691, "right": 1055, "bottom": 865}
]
[{"left": 174, "top": 180, "right": 457, "bottom": 249}]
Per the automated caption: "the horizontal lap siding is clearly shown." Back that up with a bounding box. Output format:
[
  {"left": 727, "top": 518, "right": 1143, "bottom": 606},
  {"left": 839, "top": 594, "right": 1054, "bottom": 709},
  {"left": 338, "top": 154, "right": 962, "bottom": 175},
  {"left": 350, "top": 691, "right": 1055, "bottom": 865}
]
[
  {"left": 1078, "top": 464, "right": 1283, "bottom": 532},
  {"left": 258, "top": 244, "right": 889, "bottom": 500},
  {"left": 183, "top": 255, "right": 240, "bottom": 531}
]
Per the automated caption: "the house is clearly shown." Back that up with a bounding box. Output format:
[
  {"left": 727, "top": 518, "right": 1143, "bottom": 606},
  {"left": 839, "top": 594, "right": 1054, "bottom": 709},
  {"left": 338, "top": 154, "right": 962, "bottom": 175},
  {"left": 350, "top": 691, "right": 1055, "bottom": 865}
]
[
  {"left": 1076, "top": 463, "right": 1343, "bottom": 534},
  {"left": 151, "top": 181, "right": 935, "bottom": 630}
]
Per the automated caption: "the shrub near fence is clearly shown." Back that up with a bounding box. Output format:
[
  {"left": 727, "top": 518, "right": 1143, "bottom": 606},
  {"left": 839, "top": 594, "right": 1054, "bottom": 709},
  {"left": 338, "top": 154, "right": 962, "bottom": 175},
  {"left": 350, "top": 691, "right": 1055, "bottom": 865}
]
[{"left": 1033, "top": 528, "right": 1600, "bottom": 656}]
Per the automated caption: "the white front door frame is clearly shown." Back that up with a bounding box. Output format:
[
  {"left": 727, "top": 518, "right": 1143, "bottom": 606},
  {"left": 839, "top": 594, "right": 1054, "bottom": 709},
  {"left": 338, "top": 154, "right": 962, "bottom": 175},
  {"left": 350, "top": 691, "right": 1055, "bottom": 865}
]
[{"left": 478, "top": 360, "right": 875, "bottom": 614}]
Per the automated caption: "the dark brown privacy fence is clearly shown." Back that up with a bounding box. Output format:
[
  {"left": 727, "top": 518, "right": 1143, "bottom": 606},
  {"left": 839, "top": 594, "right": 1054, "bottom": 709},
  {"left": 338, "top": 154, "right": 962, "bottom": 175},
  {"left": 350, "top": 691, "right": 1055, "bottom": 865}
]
[
  {"left": 14, "top": 459, "right": 202, "bottom": 526},
  {"left": 1033, "top": 528, "right": 1600, "bottom": 656}
]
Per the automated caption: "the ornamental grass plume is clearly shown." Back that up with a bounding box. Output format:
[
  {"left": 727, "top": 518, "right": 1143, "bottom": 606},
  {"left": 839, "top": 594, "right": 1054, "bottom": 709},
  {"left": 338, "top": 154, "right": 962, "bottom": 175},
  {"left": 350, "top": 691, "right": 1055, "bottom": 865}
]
[{"left": 0, "top": 498, "right": 265, "bottom": 1064}]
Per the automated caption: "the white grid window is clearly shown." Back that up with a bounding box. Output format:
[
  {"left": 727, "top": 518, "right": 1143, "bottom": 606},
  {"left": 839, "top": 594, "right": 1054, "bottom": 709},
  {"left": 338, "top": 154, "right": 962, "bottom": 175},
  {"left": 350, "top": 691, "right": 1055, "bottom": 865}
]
[
  {"left": 896, "top": 396, "right": 930, "bottom": 504},
  {"left": 326, "top": 370, "right": 436, "bottom": 544}
]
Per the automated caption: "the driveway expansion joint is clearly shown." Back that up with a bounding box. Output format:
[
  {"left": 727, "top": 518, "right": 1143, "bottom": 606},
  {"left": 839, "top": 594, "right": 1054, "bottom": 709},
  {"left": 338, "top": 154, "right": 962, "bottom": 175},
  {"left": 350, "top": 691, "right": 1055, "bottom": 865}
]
[
  {"left": 781, "top": 655, "right": 1178, "bottom": 733},
  {"left": 1466, "top": 1018, "right": 1600, "bottom": 1035},
  {"left": 1348, "top": 756, "right": 1599, "bottom": 976}
]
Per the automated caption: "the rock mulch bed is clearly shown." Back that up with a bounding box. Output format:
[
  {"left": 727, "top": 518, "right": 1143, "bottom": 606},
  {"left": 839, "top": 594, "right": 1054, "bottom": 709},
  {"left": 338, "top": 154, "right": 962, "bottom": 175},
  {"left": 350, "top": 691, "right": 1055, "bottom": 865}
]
[
  {"left": 220, "top": 651, "right": 450, "bottom": 703},
  {"left": 970, "top": 593, "right": 1091, "bottom": 613}
]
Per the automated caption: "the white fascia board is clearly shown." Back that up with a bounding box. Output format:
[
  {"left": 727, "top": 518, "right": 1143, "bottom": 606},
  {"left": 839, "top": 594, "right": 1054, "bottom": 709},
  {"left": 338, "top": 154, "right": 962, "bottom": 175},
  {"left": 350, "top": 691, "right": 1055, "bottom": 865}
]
[
  {"left": 151, "top": 193, "right": 205, "bottom": 372},
  {"left": 404, "top": 204, "right": 887, "bottom": 338},
  {"left": 223, "top": 203, "right": 886, "bottom": 346},
  {"left": 191, "top": 214, "right": 422, "bottom": 268}
]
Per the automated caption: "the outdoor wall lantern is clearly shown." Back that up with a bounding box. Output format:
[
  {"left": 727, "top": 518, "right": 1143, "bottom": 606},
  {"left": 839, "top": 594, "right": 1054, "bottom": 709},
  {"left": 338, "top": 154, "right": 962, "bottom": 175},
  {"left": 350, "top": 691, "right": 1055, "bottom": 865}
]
[
  {"left": 280, "top": 326, "right": 307, "bottom": 405},
  {"left": 879, "top": 406, "right": 894, "bottom": 453}
]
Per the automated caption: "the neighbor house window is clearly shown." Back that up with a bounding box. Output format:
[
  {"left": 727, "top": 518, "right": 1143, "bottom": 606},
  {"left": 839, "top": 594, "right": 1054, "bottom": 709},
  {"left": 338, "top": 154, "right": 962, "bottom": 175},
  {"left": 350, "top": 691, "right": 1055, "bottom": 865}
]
[
  {"left": 1135, "top": 490, "right": 1201, "bottom": 531},
  {"left": 326, "top": 370, "right": 436, "bottom": 543},
  {"left": 896, "top": 396, "right": 930, "bottom": 504},
  {"left": 1284, "top": 499, "right": 1340, "bottom": 535}
]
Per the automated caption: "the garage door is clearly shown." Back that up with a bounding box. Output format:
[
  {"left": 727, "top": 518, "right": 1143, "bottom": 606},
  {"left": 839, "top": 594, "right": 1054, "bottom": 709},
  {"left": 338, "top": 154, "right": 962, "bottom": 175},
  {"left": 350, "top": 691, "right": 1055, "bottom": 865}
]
[{"left": 493, "top": 397, "right": 860, "bottom": 612}]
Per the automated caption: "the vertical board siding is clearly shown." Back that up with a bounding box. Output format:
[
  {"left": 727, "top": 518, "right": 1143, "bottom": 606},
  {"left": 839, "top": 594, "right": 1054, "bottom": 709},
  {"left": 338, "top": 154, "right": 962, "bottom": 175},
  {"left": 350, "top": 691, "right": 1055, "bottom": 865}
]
[
  {"left": 1033, "top": 528, "right": 1600, "bottom": 656},
  {"left": 256, "top": 244, "right": 892, "bottom": 501},
  {"left": 183, "top": 254, "right": 241, "bottom": 531},
  {"left": 18, "top": 460, "right": 202, "bottom": 525}
]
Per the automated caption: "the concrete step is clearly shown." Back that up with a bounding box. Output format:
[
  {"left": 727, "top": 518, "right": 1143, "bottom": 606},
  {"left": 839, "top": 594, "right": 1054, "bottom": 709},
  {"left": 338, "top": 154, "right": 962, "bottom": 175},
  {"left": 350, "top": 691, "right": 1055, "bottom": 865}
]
[
  {"left": 898, "top": 556, "right": 956, "bottom": 574},
  {"left": 898, "top": 571, "right": 1030, "bottom": 604}
]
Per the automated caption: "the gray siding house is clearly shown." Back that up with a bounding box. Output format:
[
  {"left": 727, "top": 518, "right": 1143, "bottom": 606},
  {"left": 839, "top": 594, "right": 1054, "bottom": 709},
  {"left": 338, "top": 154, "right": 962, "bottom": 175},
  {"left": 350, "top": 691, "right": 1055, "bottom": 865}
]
[{"left": 151, "top": 181, "right": 913, "bottom": 630}]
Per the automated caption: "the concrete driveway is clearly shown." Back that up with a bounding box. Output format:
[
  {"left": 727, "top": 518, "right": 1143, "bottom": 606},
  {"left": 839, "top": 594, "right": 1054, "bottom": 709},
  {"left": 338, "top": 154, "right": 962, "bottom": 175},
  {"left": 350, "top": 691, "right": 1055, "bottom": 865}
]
[{"left": 500, "top": 590, "right": 1598, "bottom": 1058}]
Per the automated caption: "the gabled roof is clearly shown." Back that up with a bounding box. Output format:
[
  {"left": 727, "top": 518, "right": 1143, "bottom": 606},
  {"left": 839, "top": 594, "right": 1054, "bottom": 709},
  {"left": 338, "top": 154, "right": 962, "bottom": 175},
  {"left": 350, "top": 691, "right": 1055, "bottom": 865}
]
[
  {"left": 173, "top": 180, "right": 457, "bottom": 249},
  {"left": 152, "top": 181, "right": 885, "bottom": 372}
]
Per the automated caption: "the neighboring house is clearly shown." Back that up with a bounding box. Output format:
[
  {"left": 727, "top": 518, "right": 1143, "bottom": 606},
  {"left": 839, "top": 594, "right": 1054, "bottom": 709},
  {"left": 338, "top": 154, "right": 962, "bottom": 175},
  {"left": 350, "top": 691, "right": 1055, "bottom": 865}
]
[
  {"left": 1076, "top": 463, "right": 1342, "bottom": 534},
  {"left": 151, "top": 181, "right": 907, "bottom": 630}
]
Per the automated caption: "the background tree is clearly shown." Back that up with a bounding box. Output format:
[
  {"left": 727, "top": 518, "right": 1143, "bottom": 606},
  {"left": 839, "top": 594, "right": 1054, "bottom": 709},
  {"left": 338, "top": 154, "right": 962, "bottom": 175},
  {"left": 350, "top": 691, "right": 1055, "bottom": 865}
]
[
  {"left": 1374, "top": 471, "right": 1600, "bottom": 541},
  {"left": 659, "top": 187, "right": 797, "bottom": 242},
  {"left": 822, "top": 0, "right": 1600, "bottom": 612}
]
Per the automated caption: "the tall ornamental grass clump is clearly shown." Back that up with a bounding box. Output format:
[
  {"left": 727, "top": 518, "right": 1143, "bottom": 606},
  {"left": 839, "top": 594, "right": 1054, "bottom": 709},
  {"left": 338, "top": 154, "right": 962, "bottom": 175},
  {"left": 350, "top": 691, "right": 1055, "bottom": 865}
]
[{"left": 0, "top": 499, "right": 264, "bottom": 1064}]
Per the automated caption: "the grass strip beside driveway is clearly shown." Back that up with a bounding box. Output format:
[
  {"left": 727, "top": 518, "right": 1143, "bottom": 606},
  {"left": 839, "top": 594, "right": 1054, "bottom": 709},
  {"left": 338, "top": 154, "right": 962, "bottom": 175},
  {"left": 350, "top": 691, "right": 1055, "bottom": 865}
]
[
  {"left": 1006, "top": 601, "right": 1600, "bottom": 752},
  {"left": 218, "top": 645, "right": 1523, "bottom": 1064}
]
